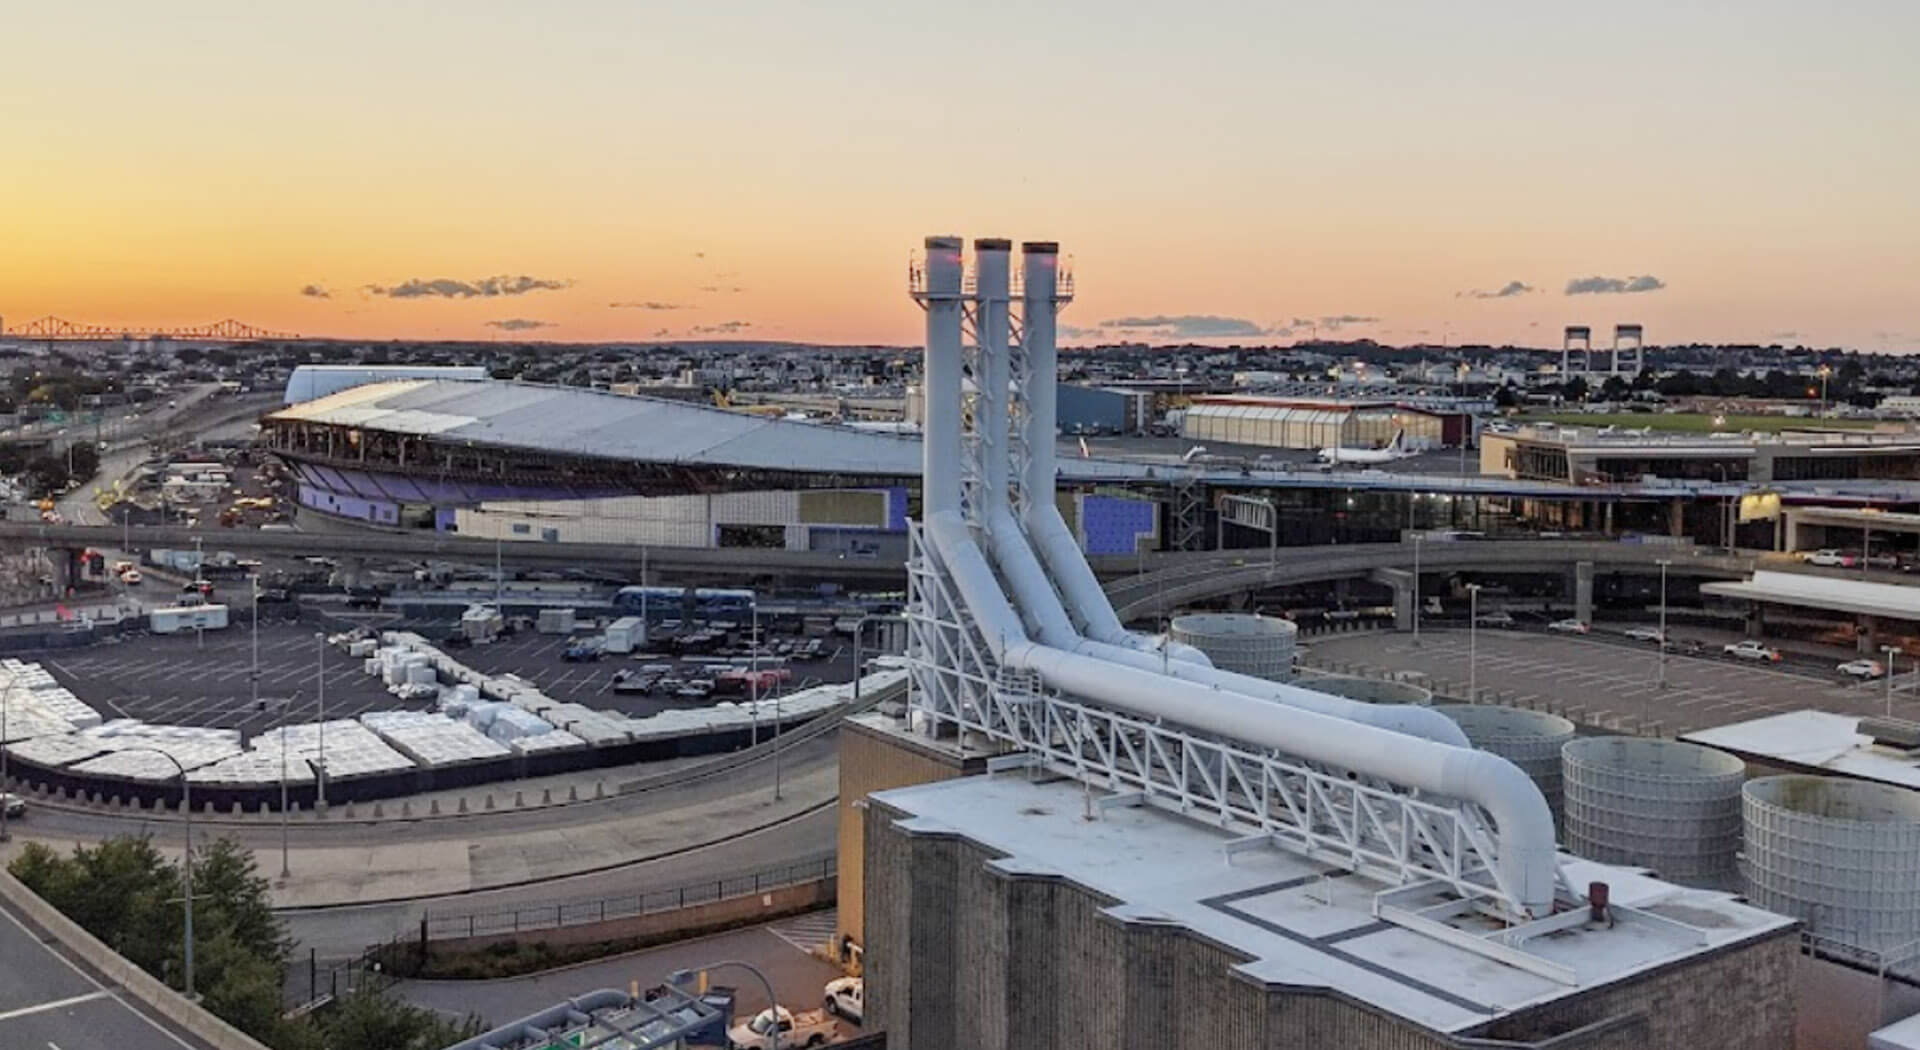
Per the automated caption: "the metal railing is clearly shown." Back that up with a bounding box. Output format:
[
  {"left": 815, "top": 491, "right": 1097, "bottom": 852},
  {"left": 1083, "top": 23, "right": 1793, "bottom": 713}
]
[{"left": 421, "top": 854, "right": 837, "bottom": 942}]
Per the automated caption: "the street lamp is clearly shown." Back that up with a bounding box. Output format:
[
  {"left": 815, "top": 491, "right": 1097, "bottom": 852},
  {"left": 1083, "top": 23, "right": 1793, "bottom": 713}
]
[
  {"left": 1411, "top": 532, "right": 1423, "bottom": 646},
  {"left": 0, "top": 678, "right": 17, "bottom": 843},
  {"left": 1656, "top": 559, "right": 1672, "bottom": 689},
  {"left": 670, "top": 962, "right": 783, "bottom": 1050},
  {"left": 1466, "top": 583, "right": 1482, "bottom": 703},
  {"left": 1883, "top": 645, "right": 1900, "bottom": 717},
  {"left": 121, "top": 746, "right": 194, "bottom": 1000},
  {"left": 1818, "top": 364, "right": 1832, "bottom": 414},
  {"left": 313, "top": 632, "right": 327, "bottom": 808}
]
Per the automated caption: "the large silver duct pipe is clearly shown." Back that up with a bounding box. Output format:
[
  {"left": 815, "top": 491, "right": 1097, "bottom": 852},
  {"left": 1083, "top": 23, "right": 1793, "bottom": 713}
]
[
  {"left": 990, "top": 244, "right": 1462, "bottom": 744},
  {"left": 921, "top": 236, "right": 965, "bottom": 516},
  {"left": 1016, "top": 242, "right": 1210, "bottom": 667},
  {"left": 924, "top": 509, "right": 1558, "bottom": 917}
]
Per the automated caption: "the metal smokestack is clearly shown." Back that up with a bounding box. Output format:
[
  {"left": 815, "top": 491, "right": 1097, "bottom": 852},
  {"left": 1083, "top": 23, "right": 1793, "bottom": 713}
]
[
  {"left": 920, "top": 236, "right": 964, "bottom": 517},
  {"left": 974, "top": 239, "right": 1013, "bottom": 520}
]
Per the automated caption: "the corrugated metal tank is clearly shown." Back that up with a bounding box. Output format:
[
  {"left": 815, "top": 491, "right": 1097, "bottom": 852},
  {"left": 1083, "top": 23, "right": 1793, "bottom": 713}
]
[
  {"left": 1434, "top": 705, "right": 1576, "bottom": 825},
  {"left": 1743, "top": 775, "right": 1920, "bottom": 954},
  {"left": 1169, "top": 613, "right": 1297, "bottom": 681},
  {"left": 1290, "top": 669, "right": 1432, "bottom": 705},
  {"left": 1562, "top": 736, "right": 1745, "bottom": 885}
]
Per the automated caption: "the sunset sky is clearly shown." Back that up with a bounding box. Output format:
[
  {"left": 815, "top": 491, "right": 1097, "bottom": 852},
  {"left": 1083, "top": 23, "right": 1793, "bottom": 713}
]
[{"left": 3, "top": 2, "right": 1914, "bottom": 350}]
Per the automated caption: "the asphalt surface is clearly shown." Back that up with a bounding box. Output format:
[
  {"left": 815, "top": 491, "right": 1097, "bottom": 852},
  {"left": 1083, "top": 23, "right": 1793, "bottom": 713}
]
[
  {"left": 40, "top": 621, "right": 402, "bottom": 729},
  {"left": 0, "top": 886, "right": 216, "bottom": 1050},
  {"left": 395, "top": 912, "right": 856, "bottom": 1036},
  {"left": 1310, "top": 627, "right": 1920, "bottom": 735}
]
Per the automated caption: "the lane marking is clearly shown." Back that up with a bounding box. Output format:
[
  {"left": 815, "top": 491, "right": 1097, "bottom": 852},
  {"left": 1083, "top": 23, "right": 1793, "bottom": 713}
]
[
  {"left": 0, "top": 906, "right": 195, "bottom": 1050},
  {"left": 0, "top": 990, "right": 113, "bottom": 1024}
]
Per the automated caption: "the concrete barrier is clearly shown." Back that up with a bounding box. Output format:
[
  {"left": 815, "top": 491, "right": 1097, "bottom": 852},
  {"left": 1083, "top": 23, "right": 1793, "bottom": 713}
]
[
  {"left": 425, "top": 877, "right": 835, "bottom": 955},
  {"left": 0, "top": 869, "right": 275, "bottom": 1050}
]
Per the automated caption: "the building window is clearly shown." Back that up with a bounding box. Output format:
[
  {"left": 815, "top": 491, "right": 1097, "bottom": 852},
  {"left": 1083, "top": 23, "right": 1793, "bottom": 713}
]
[{"left": 511, "top": 523, "right": 531, "bottom": 536}]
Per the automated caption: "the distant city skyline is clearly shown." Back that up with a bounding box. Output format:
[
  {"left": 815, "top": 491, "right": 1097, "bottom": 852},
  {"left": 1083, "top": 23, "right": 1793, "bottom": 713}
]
[{"left": 3, "top": 2, "right": 1914, "bottom": 350}]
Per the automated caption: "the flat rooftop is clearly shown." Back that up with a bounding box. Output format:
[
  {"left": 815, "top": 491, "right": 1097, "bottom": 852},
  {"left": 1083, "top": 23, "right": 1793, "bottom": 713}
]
[
  {"left": 1681, "top": 709, "right": 1920, "bottom": 790},
  {"left": 1702, "top": 569, "right": 1920, "bottom": 620},
  {"left": 874, "top": 773, "right": 1794, "bottom": 1035}
]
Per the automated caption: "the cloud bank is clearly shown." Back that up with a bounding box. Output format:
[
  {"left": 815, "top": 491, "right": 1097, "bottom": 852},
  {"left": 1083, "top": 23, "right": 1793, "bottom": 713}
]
[
  {"left": 609, "top": 300, "right": 683, "bottom": 310},
  {"left": 1564, "top": 274, "right": 1666, "bottom": 295},
  {"left": 299, "top": 284, "right": 331, "bottom": 299},
  {"left": 485, "top": 318, "right": 555, "bottom": 331},
  {"left": 368, "top": 275, "right": 574, "bottom": 299},
  {"left": 691, "top": 320, "right": 753, "bottom": 335},
  {"left": 1100, "top": 314, "right": 1269, "bottom": 338},
  {"left": 1460, "top": 280, "right": 1533, "bottom": 300}
]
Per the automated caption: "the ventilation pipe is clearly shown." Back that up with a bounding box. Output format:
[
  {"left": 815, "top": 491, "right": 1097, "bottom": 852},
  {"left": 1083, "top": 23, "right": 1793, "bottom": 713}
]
[
  {"left": 916, "top": 237, "right": 1555, "bottom": 914},
  {"left": 923, "top": 509, "right": 1557, "bottom": 916},
  {"left": 986, "top": 243, "right": 1464, "bottom": 744},
  {"left": 1017, "top": 243, "right": 1210, "bottom": 666}
]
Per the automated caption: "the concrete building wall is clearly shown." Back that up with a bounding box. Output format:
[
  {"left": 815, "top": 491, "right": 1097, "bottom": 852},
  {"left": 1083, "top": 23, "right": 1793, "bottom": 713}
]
[
  {"left": 834, "top": 718, "right": 980, "bottom": 955},
  {"left": 865, "top": 800, "right": 1798, "bottom": 1050}
]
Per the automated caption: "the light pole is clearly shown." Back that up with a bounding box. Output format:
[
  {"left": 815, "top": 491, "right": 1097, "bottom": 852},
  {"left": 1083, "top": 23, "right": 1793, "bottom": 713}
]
[
  {"left": 1411, "top": 532, "right": 1423, "bottom": 646},
  {"left": 0, "top": 678, "right": 16, "bottom": 843},
  {"left": 671, "top": 962, "right": 782, "bottom": 1050},
  {"left": 1656, "top": 559, "right": 1671, "bottom": 689},
  {"left": 124, "top": 747, "right": 193, "bottom": 999},
  {"left": 749, "top": 602, "right": 760, "bottom": 749},
  {"left": 1818, "top": 364, "right": 1831, "bottom": 414},
  {"left": 1466, "top": 583, "right": 1482, "bottom": 704},
  {"left": 1884, "top": 645, "right": 1900, "bottom": 717},
  {"left": 314, "top": 632, "right": 327, "bottom": 808}
]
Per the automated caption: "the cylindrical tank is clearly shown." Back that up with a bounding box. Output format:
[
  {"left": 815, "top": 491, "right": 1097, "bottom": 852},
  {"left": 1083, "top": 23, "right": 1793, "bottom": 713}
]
[
  {"left": 1561, "top": 737, "right": 1744, "bottom": 885},
  {"left": 1292, "top": 670, "right": 1432, "bottom": 706},
  {"left": 1169, "top": 613, "right": 1296, "bottom": 681},
  {"left": 1434, "top": 705, "right": 1575, "bottom": 823},
  {"left": 1743, "top": 776, "right": 1920, "bottom": 952}
]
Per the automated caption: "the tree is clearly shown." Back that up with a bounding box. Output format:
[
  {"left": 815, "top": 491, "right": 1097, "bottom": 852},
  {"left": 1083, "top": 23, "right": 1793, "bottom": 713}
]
[
  {"left": 322, "top": 985, "right": 484, "bottom": 1050},
  {"left": 1560, "top": 376, "right": 1589, "bottom": 403},
  {"left": 1492, "top": 384, "right": 1518, "bottom": 409}
]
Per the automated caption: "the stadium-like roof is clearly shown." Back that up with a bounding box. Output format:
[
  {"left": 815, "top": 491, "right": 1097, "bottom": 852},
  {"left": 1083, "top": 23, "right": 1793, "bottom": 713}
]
[{"left": 268, "top": 379, "right": 924, "bottom": 476}]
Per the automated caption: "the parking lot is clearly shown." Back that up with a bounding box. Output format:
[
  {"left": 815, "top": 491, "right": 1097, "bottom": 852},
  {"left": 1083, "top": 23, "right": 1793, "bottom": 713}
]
[
  {"left": 453, "top": 624, "right": 859, "bottom": 719},
  {"left": 41, "top": 622, "right": 400, "bottom": 730},
  {"left": 1307, "top": 628, "right": 1920, "bottom": 736}
]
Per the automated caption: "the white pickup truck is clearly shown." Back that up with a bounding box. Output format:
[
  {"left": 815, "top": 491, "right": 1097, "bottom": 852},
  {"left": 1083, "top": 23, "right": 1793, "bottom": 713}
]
[{"left": 727, "top": 1006, "right": 834, "bottom": 1049}]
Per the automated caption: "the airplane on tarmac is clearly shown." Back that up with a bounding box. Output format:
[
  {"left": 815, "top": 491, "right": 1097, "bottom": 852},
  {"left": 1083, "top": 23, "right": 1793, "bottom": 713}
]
[{"left": 1315, "top": 429, "right": 1418, "bottom": 466}]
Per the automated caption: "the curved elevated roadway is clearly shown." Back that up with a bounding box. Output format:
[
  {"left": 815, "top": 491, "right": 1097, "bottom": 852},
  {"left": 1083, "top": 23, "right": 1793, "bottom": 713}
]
[{"left": 1103, "top": 540, "right": 1757, "bottom": 620}]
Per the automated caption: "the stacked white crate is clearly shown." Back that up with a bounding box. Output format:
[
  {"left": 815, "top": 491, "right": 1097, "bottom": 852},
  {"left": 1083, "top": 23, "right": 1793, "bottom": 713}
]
[
  {"left": 8, "top": 733, "right": 109, "bottom": 769},
  {"left": 255, "top": 719, "right": 416, "bottom": 779},
  {"left": 190, "top": 750, "right": 318, "bottom": 787},
  {"left": 510, "top": 729, "right": 587, "bottom": 756},
  {"left": 485, "top": 707, "right": 554, "bottom": 744},
  {"left": 27, "top": 687, "right": 102, "bottom": 731},
  {"left": 537, "top": 703, "right": 631, "bottom": 746},
  {"left": 68, "top": 722, "right": 242, "bottom": 780},
  {"left": 360, "top": 710, "right": 510, "bottom": 766}
]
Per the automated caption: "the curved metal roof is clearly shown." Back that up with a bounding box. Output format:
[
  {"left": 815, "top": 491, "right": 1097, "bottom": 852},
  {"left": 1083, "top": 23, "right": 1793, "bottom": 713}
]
[{"left": 268, "top": 379, "right": 925, "bottom": 476}]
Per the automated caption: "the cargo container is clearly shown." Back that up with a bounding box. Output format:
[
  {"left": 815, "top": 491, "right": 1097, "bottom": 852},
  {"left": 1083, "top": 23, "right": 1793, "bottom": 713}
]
[
  {"left": 150, "top": 604, "right": 229, "bottom": 634},
  {"left": 602, "top": 616, "right": 646, "bottom": 654}
]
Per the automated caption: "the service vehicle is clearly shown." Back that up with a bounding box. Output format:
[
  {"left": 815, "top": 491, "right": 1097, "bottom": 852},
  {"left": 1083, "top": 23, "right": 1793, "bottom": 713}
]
[
  {"left": 1838, "top": 658, "right": 1886, "bottom": 679},
  {"left": 1547, "top": 619, "right": 1590, "bottom": 634},
  {"left": 823, "top": 976, "right": 863, "bottom": 1025},
  {"left": 726, "top": 1006, "right": 833, "bottom": 1049},
  {"left": 1723, "top": 639, "right": 1782, "bottom": 662}
]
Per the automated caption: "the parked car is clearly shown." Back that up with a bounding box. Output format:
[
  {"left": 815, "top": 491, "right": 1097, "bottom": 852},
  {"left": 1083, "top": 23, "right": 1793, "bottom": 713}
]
[
  {"left": 726, "top": 1006, "right": 834, "bottom": 1049},
  {"left": 562, "top": 641, "right": 602, "bottom": 663},
  {"left": 1805, "top": 549, "right": 1852, "bottom": 567},
  {"left": 1838, "top": 659, "right": 1886, "bottom": 679},
  {"left": 823, "top": 976, "right": 863, "bottom": 1024},
  {"left": 1623, "top": 626, "right": 1664, "bottom": 643},
  {"left": 1473, "top": 610, "right": 1516, "bottom": 628},
  {"left": 1664, "top": 637, "right": 1706, "bottom": 656},
  {"left": 1723, "top": 640, "right": 1782, "bottom": 663},
  {"left": 1547, "top": 619, "right": 1590, "bottom": 635},
  {"left": 118, "top": 568, "right": 142, "bottom": 586},
  {"left": 1, "top": 793, "right": 26, "bottom": 819}
]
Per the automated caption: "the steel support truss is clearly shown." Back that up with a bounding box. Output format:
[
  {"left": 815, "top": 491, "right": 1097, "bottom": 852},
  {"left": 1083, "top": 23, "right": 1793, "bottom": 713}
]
[{"left": 905, "top": 521, "right": 1529, "bottom": 917}]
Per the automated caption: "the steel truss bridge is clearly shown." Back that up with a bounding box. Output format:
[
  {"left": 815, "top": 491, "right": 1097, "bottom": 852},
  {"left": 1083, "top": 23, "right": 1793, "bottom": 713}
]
[{"left": 6, "top": 316, "right": 298, "bottom": 342}]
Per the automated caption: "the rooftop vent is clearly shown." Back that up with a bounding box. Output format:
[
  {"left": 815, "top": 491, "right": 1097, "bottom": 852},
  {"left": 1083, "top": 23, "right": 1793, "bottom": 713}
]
[{"left": 1858, "top": 716, "right": 1920, "bottom": 752}]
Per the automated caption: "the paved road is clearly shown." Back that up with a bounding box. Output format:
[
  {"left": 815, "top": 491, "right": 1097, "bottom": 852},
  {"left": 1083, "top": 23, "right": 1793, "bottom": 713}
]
[
  {"left": 1309, "top": 628, "right": 1919, "bottom": 736},
  {"left": 396, "top": 913, "right": 854, "bottom": 1036},
  {"left": 0, "top": 886, "right": 217, "bottom": 1050}
]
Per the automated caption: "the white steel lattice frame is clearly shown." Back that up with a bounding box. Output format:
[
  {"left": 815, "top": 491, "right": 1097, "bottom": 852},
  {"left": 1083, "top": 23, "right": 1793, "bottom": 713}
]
[
  {"left": 1006, "top": 308, "right": 1031, "bottom": 519},
  {"left": 904, "top": 522, "right": 1526, "bottom": 914}
]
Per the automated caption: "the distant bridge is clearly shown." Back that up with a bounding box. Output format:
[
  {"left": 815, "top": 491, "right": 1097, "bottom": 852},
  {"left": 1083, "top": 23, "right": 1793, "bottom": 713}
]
[{"left": 6, "top": 316, "right": 298, "bottom": 342}]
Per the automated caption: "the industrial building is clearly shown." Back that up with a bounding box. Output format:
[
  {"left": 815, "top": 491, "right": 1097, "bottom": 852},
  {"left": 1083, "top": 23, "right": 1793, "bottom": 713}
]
[
  {"left": 1180, "top": 394, "right": 1458, "bottom": 450},
  {"left": 842, "top": 236, "right": 1803, "bottom": 1050},
  {"left": 1483, "top": 424, "right": 1920, "bottom": 486}
]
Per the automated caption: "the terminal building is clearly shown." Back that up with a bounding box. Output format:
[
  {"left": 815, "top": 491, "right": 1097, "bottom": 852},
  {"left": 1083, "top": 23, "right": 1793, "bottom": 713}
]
[
  {"left": 1180, "top": 394, "right": 1463, "bottom": 451},
  {"left": 1483, "top": 425, "right": 1920, "bottom": 486}
]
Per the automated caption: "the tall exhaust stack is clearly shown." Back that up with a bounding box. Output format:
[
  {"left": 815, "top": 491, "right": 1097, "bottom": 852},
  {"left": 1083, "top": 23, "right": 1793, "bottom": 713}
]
[
  {"left": 974, "top": 239, "right": 1014, "bottom": 524},
  {"left": 1020, "top": 242, "right": 1061, "bottom": 516},
  {"left": 920, "top": 237, "right": 965, "bottom": 516}
]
